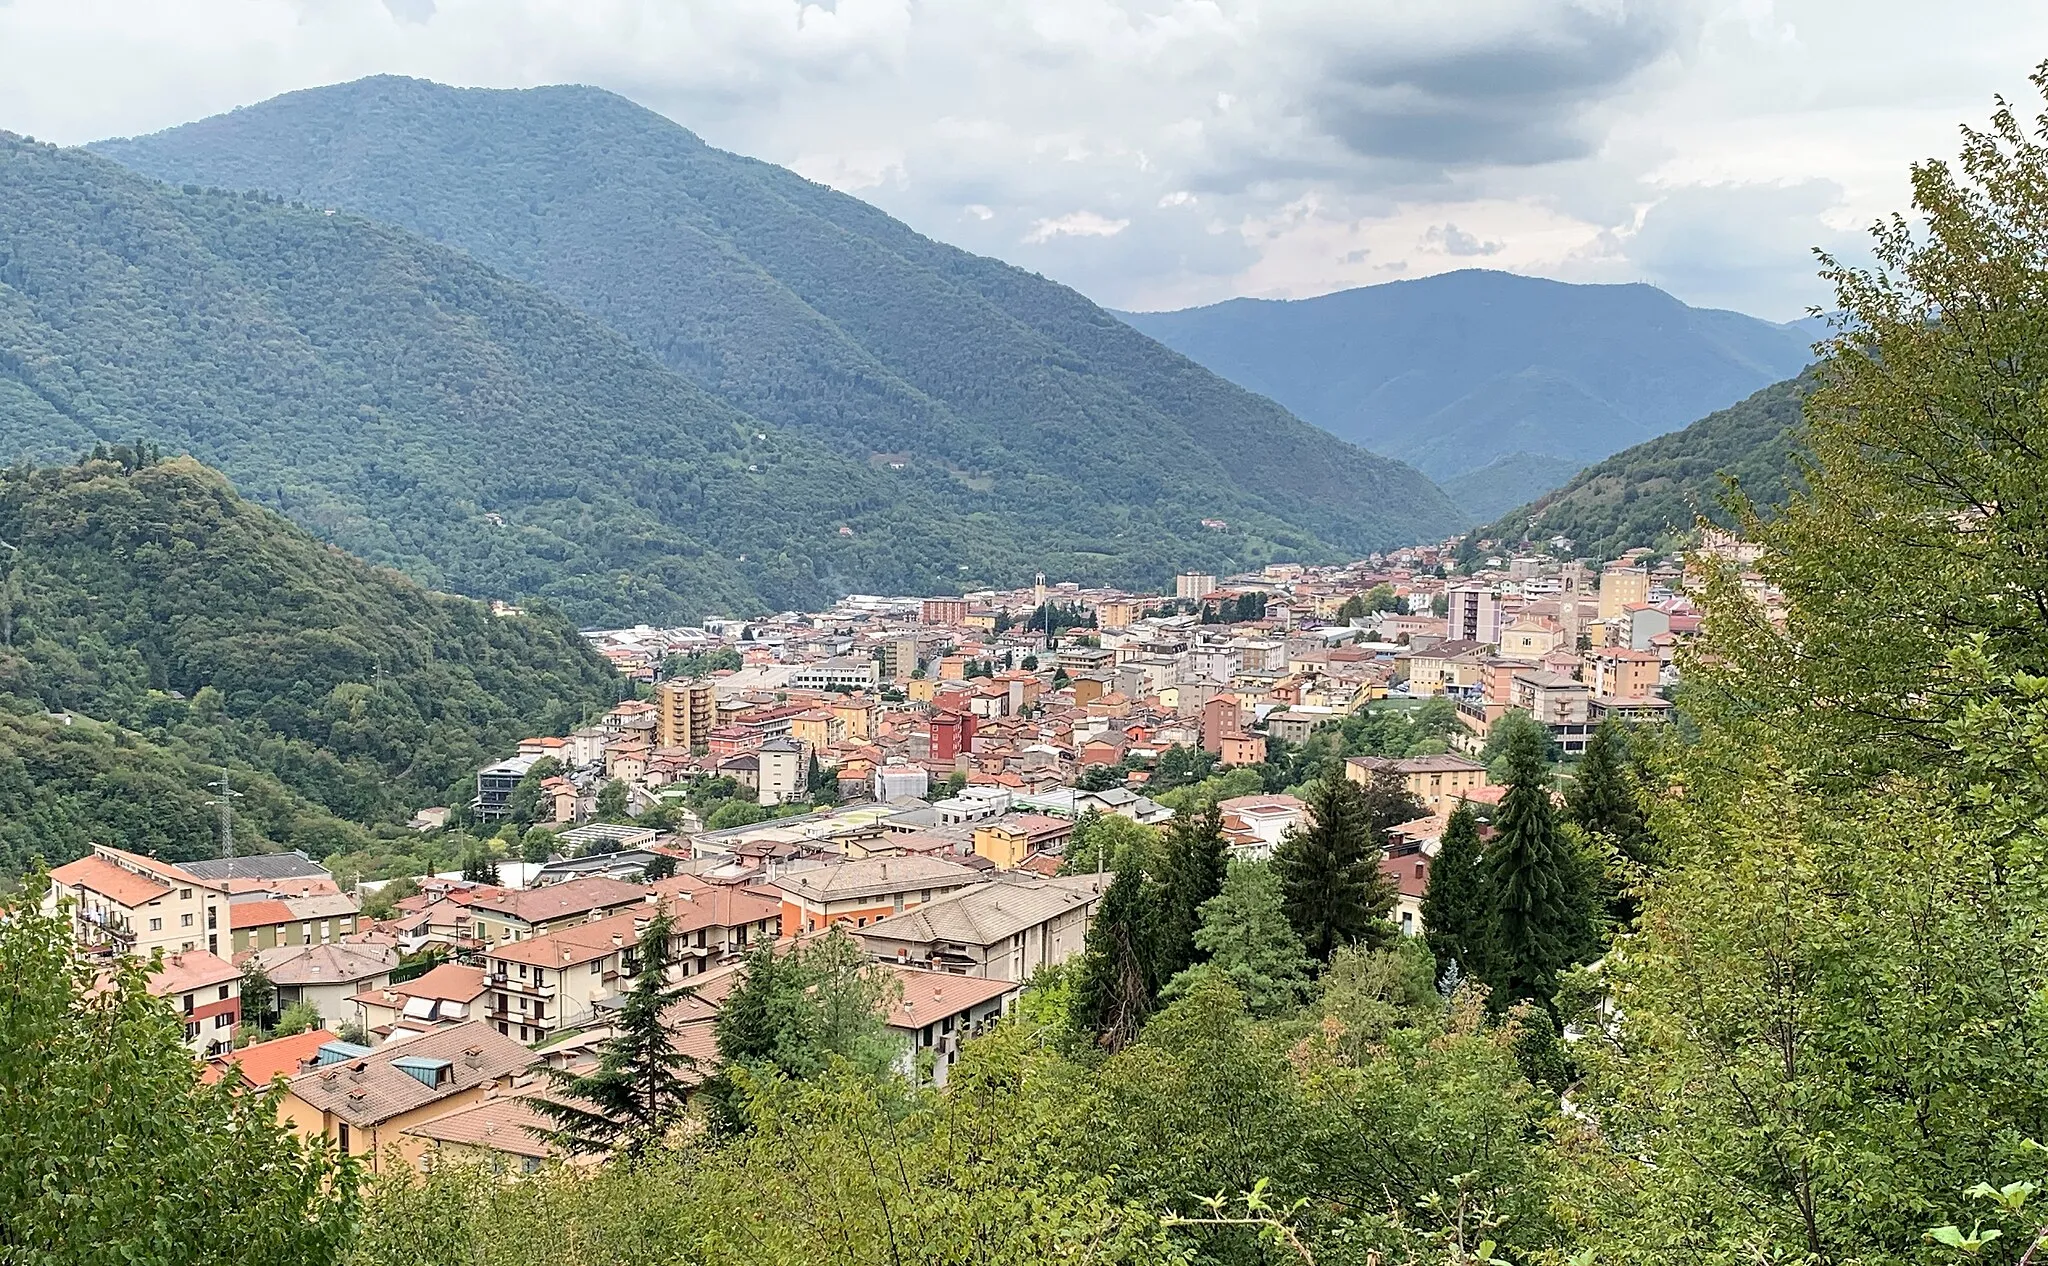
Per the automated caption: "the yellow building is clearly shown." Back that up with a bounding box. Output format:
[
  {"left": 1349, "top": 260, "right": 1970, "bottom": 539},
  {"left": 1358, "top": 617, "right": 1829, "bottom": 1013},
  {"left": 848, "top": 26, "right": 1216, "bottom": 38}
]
[
  {"left": 1096, "top": 598, "right": 1143, "bottom": 630},
  {"left": 1597, "top": 567, "right": 1649, "bottom": 620},
  {"left": 655, "top": 679, "right": 718, "bottom": 750},
  {"left": 1345, "top": 754, "right": 1492, "bottom": 811},
  {"left": 971, "top": 815, "right": 1075, "bottom": 870}
]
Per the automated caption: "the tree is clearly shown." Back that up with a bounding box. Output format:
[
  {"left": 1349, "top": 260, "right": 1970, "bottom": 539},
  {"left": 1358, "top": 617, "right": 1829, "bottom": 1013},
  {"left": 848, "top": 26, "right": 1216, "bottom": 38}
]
[
  {"left": 504, "top": 756, "right": 563, "bottom": 826},
  {"left": 1060, "top": 810, "right": 1160, "bottom": 876},
  {"left": 1482, "top": 715, "right": 1595, "bottom": 1013},
  {"left": 273, "top": 1000, "right": 322, "bottom": 1038},
  {"left": 519, "top": 827, "right": 557, "bottom": 864},
  {"left": 1483, "top": 709, "right": 1557, "bottom": 782},
  {"left": 641, "top": 852, "right": 677, "bottom": 881},
  {"left": 707, "top": 929, "right": 900, "bottom": 1128},
  {"left": 1078, "top": 763, "right": 1124, "bottom": 792},
  {"left": 1156, "top": 802, "right": 1229, "bottom": 981},
  {"left": 1566, "top": 719, "right": 1656, "bottom": 925},
  {"left": 1070, "top": 852, "right": 1161, "bottom": 1052},
  {"left": 1274, "top": 768, "right": 1397, "bottom": 961},
  {"left": 531, "top": 911, "right": 697, "bottom": 1159},
  {"left": 0, "top": 888, "right": 358, "bottom": 1262},
  {"left": 1354, "top": 766, "right": 1428, "bottom": 835},
  {"left": 1420, "top": 801, "right": 1489, "bottom": 991},
  {"left": 705, "top": 798, "right": 770, "bottom": 830},
  {"left": 239, "top": 959, "right": 276, "bottom": 1030},
  {"left": 1171, "top": 861, "right": 1315, "bottom": 1016},
  {"left": 460, "top": 846, "right": 501, "bottom": 885},
  {"left": 594, "top": 779, "right": 632, "bottom": 822}
]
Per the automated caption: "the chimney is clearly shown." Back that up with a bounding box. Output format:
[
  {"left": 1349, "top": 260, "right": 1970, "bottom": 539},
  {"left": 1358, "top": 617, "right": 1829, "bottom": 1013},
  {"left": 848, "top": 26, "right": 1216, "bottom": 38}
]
[
  {"left": 464, "top": 1046, "right": 483, "bottom": 1069},
  {"left": 612, "top": 934, "right": 624, "bottom": 948}
]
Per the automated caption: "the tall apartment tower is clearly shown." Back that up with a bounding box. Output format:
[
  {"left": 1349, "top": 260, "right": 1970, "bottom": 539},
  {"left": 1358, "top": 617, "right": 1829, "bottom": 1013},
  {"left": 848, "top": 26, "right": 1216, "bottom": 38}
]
[
  {"left": 1597, "top": 566, "right": 1650, "bottom": 620},
  {"left": 655, "top": 679, "right": 718, "bottom": 750}
]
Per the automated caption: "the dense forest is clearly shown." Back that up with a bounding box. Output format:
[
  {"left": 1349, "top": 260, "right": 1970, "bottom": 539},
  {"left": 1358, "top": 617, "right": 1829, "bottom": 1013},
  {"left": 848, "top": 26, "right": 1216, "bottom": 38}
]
[
  {"left": 0, "top": 132, "right": 1443, "bottom": 627},
  {"left": 1481, "top": 375, "right": 1813, "bottom": 559},
  {"left": 88, "top": 76, "right": 1463, "bottom": 587},
  {"left": 0, "top": 454, "right": 619, "bottom": 875}
]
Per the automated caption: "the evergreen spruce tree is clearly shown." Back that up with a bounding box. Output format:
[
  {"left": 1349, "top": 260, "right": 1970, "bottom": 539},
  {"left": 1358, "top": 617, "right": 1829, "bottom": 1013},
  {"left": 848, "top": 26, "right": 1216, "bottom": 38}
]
[
  {"left": 1156, "top": 802, "right": 1229, "bottom": 980},
  {"left": 1483, "top": 722, "right": 1594, "bottom": 1012},
  {"left": 1176, "top": 861, "right": 1315, "bottom": 1016},
  {"left": 1070, "top": 852, "right": 1161, "bottom": 1052},
  {"left": 1566, "top": 719, "right": 1656, "bottom": 925},
  {"left": 532, "top": 911, "right": 696, "bottom": 1158},
  {"left": 1421, "top": 800, "right": 1489, "bottom": 990},
  {"left": 1275, "top": 767, "right": 1398, "bottom": 961},
  {"left": 1356, "top": 765, "right": 1429, "bottom": 835}
]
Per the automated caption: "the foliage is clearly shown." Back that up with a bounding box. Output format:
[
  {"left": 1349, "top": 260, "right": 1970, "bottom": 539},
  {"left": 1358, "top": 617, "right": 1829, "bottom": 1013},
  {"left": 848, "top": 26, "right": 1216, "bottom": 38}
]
[
  {"left": 1565, "top": 720, "right": 1658, "bottom": 925},
  {"left": 1275, "top": 768, "right": 1398, "bottom": 961},
  {"left": 593, "top": 779, "right": 631, "bottom": 823},
  {"left": 1422, "top": 802, "right": 1490, "bottom": 991},
  {"left": 1333, "top": 699, "right": 1463, "bottom": 760},
  {"left": 1168, "top": 861, "right": 1315, "bottom": 1017},
  {"left": 1059, "top": 809, "right": 1161, "bottom": 876},
  {"left": 1483, "top": 375, "right": 1814, "bottom": 560},
  {"left": 1155, "top": 803, "right": 1230, "bottom": 982},
  {"left": 661, "top": 647, "right": 741, "bottom": 680},
  {"left": 1071, "top": 850, "right": 1163, "bottom": 1052},
  {"left": 1481, "top": 709, "right": 1560, "bottom": 780},
  {"left": 1482, "top": 719, "right": 1600, "bottom": 1013},
  {"left": 88, "top": 79, "right": 1464, "bottom": 611},
  {"left": 272, "top": 1000, "right": 323, "bottom": 1038},
  {"left": 0, "top": 458, "right": 617, "bottom": 873},
  {"left": 531, "top": 911, "right": 698, "bottom": 1159},
  {"left": 0, "top": 886, "right": 357, "bottom": 1264},
  {"left": 238, "top": 959, "right": 276, "bottom": 1028}
]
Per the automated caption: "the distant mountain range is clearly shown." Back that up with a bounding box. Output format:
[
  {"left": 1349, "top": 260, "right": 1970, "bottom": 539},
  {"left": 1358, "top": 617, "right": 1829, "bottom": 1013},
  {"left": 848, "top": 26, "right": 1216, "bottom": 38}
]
[
  {"left": 1119, "top": 270, "right": 1818, "bottom": 512},
  {"left": 1479, "top": 376, "right": 1812, "bottom": 559},
  {"left": 86, "top": 76, "right": 1461, "bottom": 606}
]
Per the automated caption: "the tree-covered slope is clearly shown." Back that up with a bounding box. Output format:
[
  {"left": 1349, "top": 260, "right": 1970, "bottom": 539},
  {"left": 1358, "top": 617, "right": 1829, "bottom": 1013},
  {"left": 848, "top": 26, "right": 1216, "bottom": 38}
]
[
  {"left": 1479, "top": 376, "right": 1811, "bottom": 557},
  {"left": 1437, "top": 452, "right": 1586, "bottom": 523},
  {"left": 1119, "top": 269, "right": 1815, "bottom": 481},
  {"left": 0, "top": 453, "right": 620, "bottom": 874},
  {"left": 89, "top": 76, "right": 1461, "bottom": 566}
]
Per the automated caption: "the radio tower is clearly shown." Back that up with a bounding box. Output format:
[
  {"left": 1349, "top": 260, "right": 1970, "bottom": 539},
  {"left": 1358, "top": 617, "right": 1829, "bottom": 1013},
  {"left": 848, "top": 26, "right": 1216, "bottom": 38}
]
[{"left": 205, "top": 773, "right": 242, "bottom": 883}]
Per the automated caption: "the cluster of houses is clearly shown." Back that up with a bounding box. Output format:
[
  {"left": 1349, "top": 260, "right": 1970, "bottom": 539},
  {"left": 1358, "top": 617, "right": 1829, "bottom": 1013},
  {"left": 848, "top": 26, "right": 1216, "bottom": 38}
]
[{"left": 42, "top": 534, "right": 1715, "bottom": 1174}]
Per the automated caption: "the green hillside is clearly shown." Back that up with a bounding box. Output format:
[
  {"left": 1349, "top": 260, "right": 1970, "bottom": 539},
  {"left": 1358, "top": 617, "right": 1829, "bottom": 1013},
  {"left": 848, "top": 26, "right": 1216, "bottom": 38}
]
[
  {"left": 1438, "top": 452, "right": 1585, "bottom": 522},
  {"left": 88, "top": 76, "right": 1461, "bottom": 575},
  {"left": 0, "top": 452, "right": 619, "bottom": 875},
  {"left": 1479, "top": 376, "right": 1811, "bottom": 558}
]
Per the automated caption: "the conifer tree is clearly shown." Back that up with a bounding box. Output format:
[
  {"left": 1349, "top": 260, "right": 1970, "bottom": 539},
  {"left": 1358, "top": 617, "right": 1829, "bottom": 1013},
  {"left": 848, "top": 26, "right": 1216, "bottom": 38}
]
[
  {"left": 1070, "top": 852, "right": 1161, "bottom": 1052},
  {"left": 1156, "top": 801, "right": 1229, "bottom": 980},
  {"left": 532, "top": 911, "right": 696, "bottom": 1158},
  {"left": 1175, "top": 861, "right": 1315, "bottom": 1016},
  {"left": 1421, "top": 800, "right": 1489, "bottom": 989},
  {"left": 1275, "top": 767, "right": 1398, "bottom": 961},
  {"left": 1356, "top": 765, "right": 1429, "bottom": 834},
  {"left": 1566, "top": 719, "right": 1655, "bottom": 924},
  {"left": 1483, "top": 722, "right": 1593, "bottom": 1012}
]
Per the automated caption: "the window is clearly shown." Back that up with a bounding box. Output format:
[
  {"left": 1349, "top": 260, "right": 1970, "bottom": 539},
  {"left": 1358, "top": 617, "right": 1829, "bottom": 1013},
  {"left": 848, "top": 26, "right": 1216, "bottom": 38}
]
[
  {"left": 591, "top": 959, "right": 603, "bottom": 975},
  {"left": 338, "top": 1124, "right": 350, "bottom": 1155},
  {"left": 179, "top": 888, "right": 192, "bottom": 900},
  {"left": 181, "top": 913, "right": 193, "bottom": 928},
  {"left": 533, "top": 1003, "right": 546, "bottom": 1021},
  {"left": 183, "top": 993, "right": 195, "bottom": 1014},
  {"left": 518, "top": 963, "right": 528, "bottom": 980},
  {"left": 214, "top": 1012, "right": 233, "bottom": 1029},
  {"left": 206, "top": 908, "right": 216, "bottom": 930},
  {"left": 300, "top": 923, "right": 311, "bottom": 941},
  {"left": 148, "top": 917, "right": 163, "bottom": 931},
  {"left": 320, "top": 921, "right": 331, "bottom": 942},
  {"left": 535, "top": 969, "right": 546, "bottom": 986},
  {"left": 184, "top": 1021, "right": 199, "bottom": 1042},
  {"left": 218, "top": 985, "right": 230, "bottom": 1001}
]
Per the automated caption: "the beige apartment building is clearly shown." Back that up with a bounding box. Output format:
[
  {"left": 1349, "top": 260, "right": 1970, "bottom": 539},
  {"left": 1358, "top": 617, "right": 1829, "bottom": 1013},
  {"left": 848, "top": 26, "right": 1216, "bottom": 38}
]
[
  {"left": 47, "top": 844, "right": 231, "bottom": 959},
  {"left": 655, "top": 679, "right": 718, "bottom": 750},
  {"left": 1346, "top": 753, "right": 1493, "bottom": 812}
]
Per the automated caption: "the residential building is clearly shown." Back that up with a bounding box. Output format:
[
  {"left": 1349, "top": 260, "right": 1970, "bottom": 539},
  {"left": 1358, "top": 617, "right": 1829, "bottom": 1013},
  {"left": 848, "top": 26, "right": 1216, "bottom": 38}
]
[
  {"left": 183, "top": 852, "right": 334, "bottom": 893},
  {"left": 755, "top": 736, "right": 810, "bottom": 805},
  {"left": 654, "top": 679, "right": 718, "bottom": 750},
  {"left": 885, "top": 965, "right": 1018, "bottom": 1088},
  {"left": 401, "top": 1093, "right": 569, "bottom": 1173},
  {"left": 1588, "top": 647, "right": 1662, "bottom": 700},
  {"left": 204, "top": 1028, "right": 336, "bottom": 1087},
  {"left": 349, "top": 963, "right": 489, "bottom": 1040},
  {"left": 1598, "top": 566, "right": 1650, "bottom": 619},
  {"left": 1445, "top": 584, "right": 1505, "bottom": 646},
  {"left": 920, "top": 598, "right": 970, "bottom": 626},
  {"left": 473, "top": 755, "right": 538, "bottom": 820},
  {"left": 229, "top": 893, "right": 362, "bottom": 954},
  {"left": 767, "top": 855, "right": 987, "bottom": 936},
  {"left": 1218, "top": 731, "right": 1268, "bottom": 767},
  {"left": 856, "top": 874, "right": 1107, "bottom": 981},
  {"left": 873, "top": 760, "right": 931, "bottom": 802},
  {"left": 1200, "top": 695, "right": 1244, "bottom": 753},
  {"left": 1215, "top": 794, "right": 1310, "bottom": 861},
  {"left": 242, "top": 941, "right": 399, "bottom": 1029},
  {"left": 930, "top": 710, "right": 976, "bottom": 764},
  {"left": 149, "top": 949, "right": 242, "bottom": 1059},
  {"left": 464, "top": 878, "right": 652, "bottom": 945},
  {"left": 276, "top": 1020, "right": 533, "bottom": 1173},
  {"left": 789, "top": 657, "right": 880, "bottom": 691},
  {"left": 1345, "top": 753, "right": 1492, "bottom": 811},
  {"left": 1175, "top": 572, "right": 1218, "bottom": 600},
  {"left": 970, "top": 814, "right": 1074, "bottom": 870},
  {"left": 46, "top": 844, "right": 231, "bottom": 959}
]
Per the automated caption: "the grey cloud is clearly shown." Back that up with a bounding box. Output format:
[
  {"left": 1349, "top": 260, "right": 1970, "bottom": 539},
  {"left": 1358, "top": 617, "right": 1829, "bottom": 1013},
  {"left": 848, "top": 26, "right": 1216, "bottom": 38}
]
[
  {"left": 1621, "top": 180, "right": 1866, "bottom": 319},
  {"left": 1308, "top": 5, "right": 1690, "bottom": 168}
]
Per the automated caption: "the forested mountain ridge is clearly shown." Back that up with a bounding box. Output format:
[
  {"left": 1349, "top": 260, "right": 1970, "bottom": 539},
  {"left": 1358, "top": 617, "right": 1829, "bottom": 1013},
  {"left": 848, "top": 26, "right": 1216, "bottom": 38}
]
[
  {"left": 0, "top": 453, "right": 619, "bottom": 875},
  {"left": 90, "top": 75, "right": 1462, "bottom": 566},
  {"left": 1480, "top": 375, "right": 1812, "bottom": 558},
  {"left": 1119, "top": 270, "right": 1815, "bottom": 491}
]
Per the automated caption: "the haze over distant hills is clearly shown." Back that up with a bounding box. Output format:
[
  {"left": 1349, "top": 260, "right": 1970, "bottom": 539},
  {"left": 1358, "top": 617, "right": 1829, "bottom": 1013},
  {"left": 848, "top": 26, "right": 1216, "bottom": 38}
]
[
  {"left": 1119, "top": 271, "right": 1817, "bottom": 514},
  {"left": 90, "top": 75, "right": 1460, "bottom": 578}
]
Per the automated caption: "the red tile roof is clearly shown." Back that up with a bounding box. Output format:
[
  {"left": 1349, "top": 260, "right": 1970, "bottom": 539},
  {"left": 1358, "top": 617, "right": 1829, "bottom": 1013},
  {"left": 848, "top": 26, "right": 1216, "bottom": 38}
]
[
  {"left": 49, "top": 855, "right": 173, "bottom": 908},
  {"left": 204, "top": 1029, "right": 336, "bottom": 1086}
]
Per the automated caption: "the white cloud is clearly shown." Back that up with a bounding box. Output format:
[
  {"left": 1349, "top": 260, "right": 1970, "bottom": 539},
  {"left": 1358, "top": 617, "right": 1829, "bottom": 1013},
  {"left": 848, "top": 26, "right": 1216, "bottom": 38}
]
[
  {"left": 1024, "top": 211, "right": 1132, "bottom": 243},
  {"left": 0, "top": 0, "right": 2043, "bottom": 319}
]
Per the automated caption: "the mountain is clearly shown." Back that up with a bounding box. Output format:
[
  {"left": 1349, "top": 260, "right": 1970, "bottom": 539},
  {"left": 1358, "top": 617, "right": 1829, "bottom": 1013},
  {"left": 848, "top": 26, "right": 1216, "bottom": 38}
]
[
  {"left": 1437, "top": 453, "right": 1586, "bottom": 522},
  {"left": 1117, "top": 270, "right": 1816, "bottom": 484},
  {"left": 87, "top": 76, "right": 1461, "bottom": 586},
  {"left": 0, "top": 451, "right": 619, "bottom": 875},
  {"left": 1478, "top": 376, "right": 1812, "bottom": 559}
]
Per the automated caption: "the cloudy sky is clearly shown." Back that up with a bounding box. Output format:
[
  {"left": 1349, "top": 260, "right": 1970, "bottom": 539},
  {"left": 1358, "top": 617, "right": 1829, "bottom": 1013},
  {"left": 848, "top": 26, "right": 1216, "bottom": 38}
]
[{"left": 1, "top": 1, "right": 2041, "bottom": 320}]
